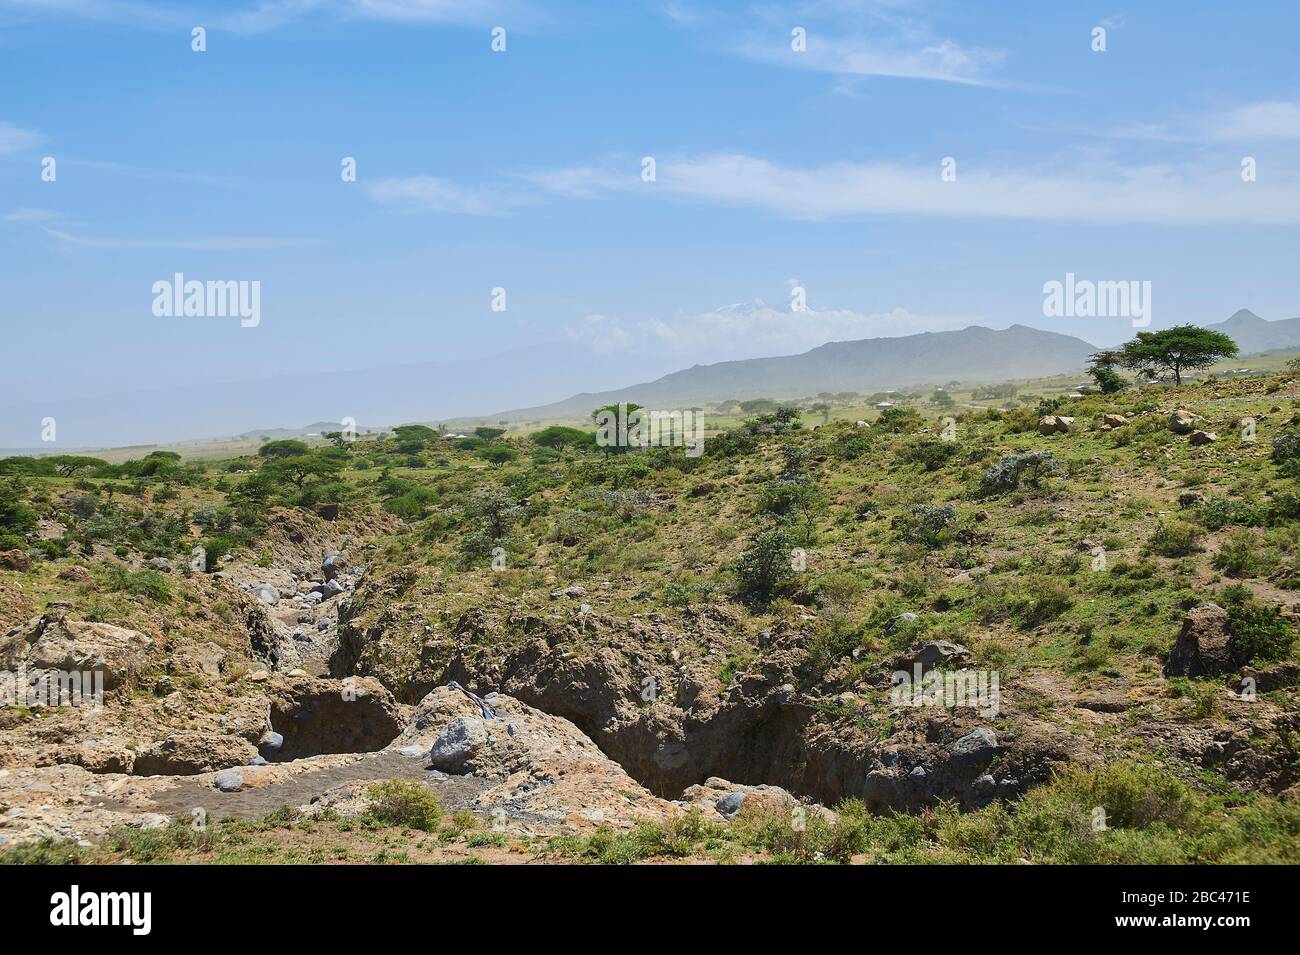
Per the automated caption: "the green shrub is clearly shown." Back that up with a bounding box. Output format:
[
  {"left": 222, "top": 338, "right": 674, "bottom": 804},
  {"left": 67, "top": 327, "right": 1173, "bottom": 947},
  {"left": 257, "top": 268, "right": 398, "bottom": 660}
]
[
  {"left": 979, "top": 450, "right": 1062, "bottom": 494},
  {"left": 874, "top": 406, "right": 925, "bottom": 434},
  {"left": 1147, "top": 520, "right": 1201, "bottom": 557},
  {"left": 899, "top": 438, "right": 959, "bottom": 471},
  {"left": 1221, "top": 587, "right": 1295, "bottom": 665},
  {"left": 893, "top": 503, "right": 958, "bottom": 549},
  {"left": 734, "top": 524, "right": 795, "bottom": 603},
  {"left": 365, "top": 779, "right": 444, "bottom": 831},
  {"left": 102, "top": 565, "right": 171, "bottom": 602},
  {"left": 1212, "top": 531, "right": 1274, "bottom": 578}
]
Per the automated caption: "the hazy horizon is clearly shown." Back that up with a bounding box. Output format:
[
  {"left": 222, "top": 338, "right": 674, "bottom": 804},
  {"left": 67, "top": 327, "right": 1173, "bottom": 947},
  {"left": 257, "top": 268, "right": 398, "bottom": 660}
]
[{"left": 7, "top": 1, "right": 1300, "bottom": 445}]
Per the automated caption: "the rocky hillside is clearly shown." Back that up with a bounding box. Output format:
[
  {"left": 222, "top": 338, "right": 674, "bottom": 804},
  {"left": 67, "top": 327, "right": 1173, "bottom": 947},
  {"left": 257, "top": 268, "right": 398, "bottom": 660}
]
[{"left": 1, "top": 365, "right": 1299, "bottom": 864}]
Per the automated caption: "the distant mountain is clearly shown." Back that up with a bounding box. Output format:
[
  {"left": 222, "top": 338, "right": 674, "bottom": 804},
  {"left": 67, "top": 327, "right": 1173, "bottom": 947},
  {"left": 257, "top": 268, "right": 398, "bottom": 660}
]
[
  {"left": 488, "top": 324, "right": 1099, "bottom": 422},
  {"left": 232, "top": 422, "right": 365, "bottom": 441},
  {"left": 12, "top": 310, "right": 1298, "bottom": 453},
  {"left": 0, "top": 343, "right": 684, "bottom": 450},
  {"left": 1206, "top": 310, "right": 1300, "bottom": 355}
]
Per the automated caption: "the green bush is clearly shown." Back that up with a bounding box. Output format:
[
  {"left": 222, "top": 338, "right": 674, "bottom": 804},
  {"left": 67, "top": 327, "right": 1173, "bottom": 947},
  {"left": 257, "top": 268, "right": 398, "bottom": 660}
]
[
  {"left": 1147, "top": 520, "right": 1201, "bottom": 557},
  {"left": 1221, "top": 586, "right": 1295, "bottom": 665},
  {"left": 899, "top": 438, "right": 959, "bottom": 471},
  {"left": 365, "top": 779, "right": 445, "bottom": 831},
  {"left": 874, "top": 406, "right": 925, "bottom": 434},
  {"left": 734, "top": 524, "right": 795, "bottom": 603},
  {"left": 102, "top": 565, "right": 171, "bottom": 602},
  {"left": 893, "top": 503, "right": 958, "bottom": 549},
  {"left": 1212, "top": 531, "right": 1274, "bottom": 578},
  {"left": 979, "top": 450, "right": 1062, "bottom": 494}
]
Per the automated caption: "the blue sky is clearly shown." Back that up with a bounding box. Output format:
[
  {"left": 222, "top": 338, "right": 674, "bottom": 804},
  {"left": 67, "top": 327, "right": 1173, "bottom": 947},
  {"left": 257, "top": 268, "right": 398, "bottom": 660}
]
[{"left": 3, "top": 0, "right": 1300, "bottom": 412}]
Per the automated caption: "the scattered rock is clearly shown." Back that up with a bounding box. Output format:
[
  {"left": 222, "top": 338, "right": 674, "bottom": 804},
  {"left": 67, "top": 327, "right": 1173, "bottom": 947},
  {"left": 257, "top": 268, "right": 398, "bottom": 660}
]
[
  {"left": 1238, "top": 663, "right": 1300, "bottom": 694},
  {"left": 885, "top": 612, "right": 919, "bottom": 637},
  {"left": 1038, "top": 415, "right": 1074, "bottom": 435},
  {"left": 1165, "top": 604, "right": 1235, "bottom": 677},
  {"left": 0, "top": 614, "right": 153, "bottom": 691},
  {"left": 214, "top": 768, "right": 244, "bottom": 792},
  {"left": 427, "top": 716, "right": 489, "bottom": 772},
  {"left": 253, "top": 584, "right": 280, "bottom": 605},
  {"left": 895, "top": 640, "right": 971, "bottom": 674},
  {"left": 1189, "top": 430, "right": 1217, "bottom": 445},
  {"left": 715, "top": 791, "right": 747, "bottom": 818},
  {"left": 1168, "top": 409, "right": 1199, "bottom": 434},
  {"left": 950, "top": 728, "right": 998, "bottom": 766},
  {"left": 0, "top": 550, "right": 32, "bottom": 572},
  {"left": 133, "top": 733, "right": 259, "bottom": 776}
]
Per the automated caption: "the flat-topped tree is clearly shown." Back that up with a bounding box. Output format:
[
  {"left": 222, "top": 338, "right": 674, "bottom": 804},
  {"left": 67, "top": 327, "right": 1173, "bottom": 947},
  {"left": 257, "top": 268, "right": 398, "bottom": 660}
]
[{"left": 1117, "top": 325, "right": 1238, "bottom": 386}]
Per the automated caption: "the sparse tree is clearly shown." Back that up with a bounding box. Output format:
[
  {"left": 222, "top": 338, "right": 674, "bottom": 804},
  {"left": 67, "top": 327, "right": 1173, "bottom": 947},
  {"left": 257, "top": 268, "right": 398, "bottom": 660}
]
[{"left": 1117, "top": 326, "right": 1238, "bottom": 386}]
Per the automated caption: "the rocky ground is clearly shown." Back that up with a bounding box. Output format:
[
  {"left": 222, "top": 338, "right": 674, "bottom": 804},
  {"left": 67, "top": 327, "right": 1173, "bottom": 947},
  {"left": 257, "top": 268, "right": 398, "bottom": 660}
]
[
  {"left": 0, "top": 517, "right": 824, "bottom": 851},
  {"left": 2, "top": 372, "right": 1299, "bottom": 864}
]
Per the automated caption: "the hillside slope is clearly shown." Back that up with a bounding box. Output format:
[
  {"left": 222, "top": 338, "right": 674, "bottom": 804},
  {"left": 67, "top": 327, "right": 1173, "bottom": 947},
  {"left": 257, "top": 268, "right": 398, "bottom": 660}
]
[
  {"left": 2, "top": 363, "right": 1299, "bottom": 864},
  {"left": 491, "top": 324, "right": 1098, "bottom": 421}
]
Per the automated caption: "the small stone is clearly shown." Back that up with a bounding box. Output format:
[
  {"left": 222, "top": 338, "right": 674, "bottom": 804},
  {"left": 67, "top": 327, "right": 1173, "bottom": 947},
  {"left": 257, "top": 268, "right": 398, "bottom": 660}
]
[
  {"left": 715, "top": 792, "right": 747, "bottom": 818},
  {"left": 1168, "top": 409, "right": 1199, "bottom": 434},
  {"left": 951, "top": 728, "right": 998, "bottom": 765},
  {"left": 214, "top": 768, "right": 244, "bottom": 792},
  {"left": 253, "top": 584, "right": 279, "bottom": 605}
]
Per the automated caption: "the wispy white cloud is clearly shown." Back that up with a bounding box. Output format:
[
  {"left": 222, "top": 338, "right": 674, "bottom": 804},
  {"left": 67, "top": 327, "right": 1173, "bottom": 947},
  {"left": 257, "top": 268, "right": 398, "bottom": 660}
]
[
  {"left": 735, "top": 32, "right": 1006, "bottom": 87},
  {"left": 2, "top": 207, "right": 59, "bottom": 223},
  {"left": 0, "top": 0, "right": 535, "bottom": 32},
  {"left": 38, "top": 226, "right": 317, "bottom": 251},
  {"left": 694, "top": 0, "right": 1008, "bottom": 87},
  {"left": 659, "top": 1, "right": 702, "bottom": 27},
  {"left": 1042, "top": 100, "right": 1300, "bottom": 145},
  {"left": 532, "top": 151, "right": 1300, "bottom": 225},
  {"left": 367, "top": 174, "right": 525, "bottom": 216},
  {"left": 1212, "top": 101, "right": 1300, "bottom": 141},
  {"left": 0, "top": 120, "right": 41, "bottom": 156}
]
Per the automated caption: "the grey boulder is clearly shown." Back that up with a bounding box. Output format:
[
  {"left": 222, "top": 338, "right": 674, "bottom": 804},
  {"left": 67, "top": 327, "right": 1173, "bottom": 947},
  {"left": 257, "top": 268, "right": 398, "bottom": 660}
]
[{"left": 427, "top": 716, "right": 489, "bottom": 772}]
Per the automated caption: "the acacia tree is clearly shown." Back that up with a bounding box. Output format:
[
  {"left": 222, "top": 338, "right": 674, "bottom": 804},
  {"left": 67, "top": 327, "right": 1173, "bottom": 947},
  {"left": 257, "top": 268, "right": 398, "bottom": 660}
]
[
  {"left": 45, "top": 455, "right": 108, "bottom": 477},
  {"left": 1117, "top": 326, "right": 1238, "bottom": 386},
  {"left": 1086, "top": 350, "right": 1126, "bottom": 394},
  {"left": 591, "top": 402, "right": 642, "bottom": 455}
]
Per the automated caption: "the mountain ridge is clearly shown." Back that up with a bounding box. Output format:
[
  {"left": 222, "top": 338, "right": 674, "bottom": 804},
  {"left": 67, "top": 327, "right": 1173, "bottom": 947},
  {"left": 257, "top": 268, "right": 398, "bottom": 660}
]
[{"left": 483, "top": 323, "right": 1100, "bottom": 422}]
